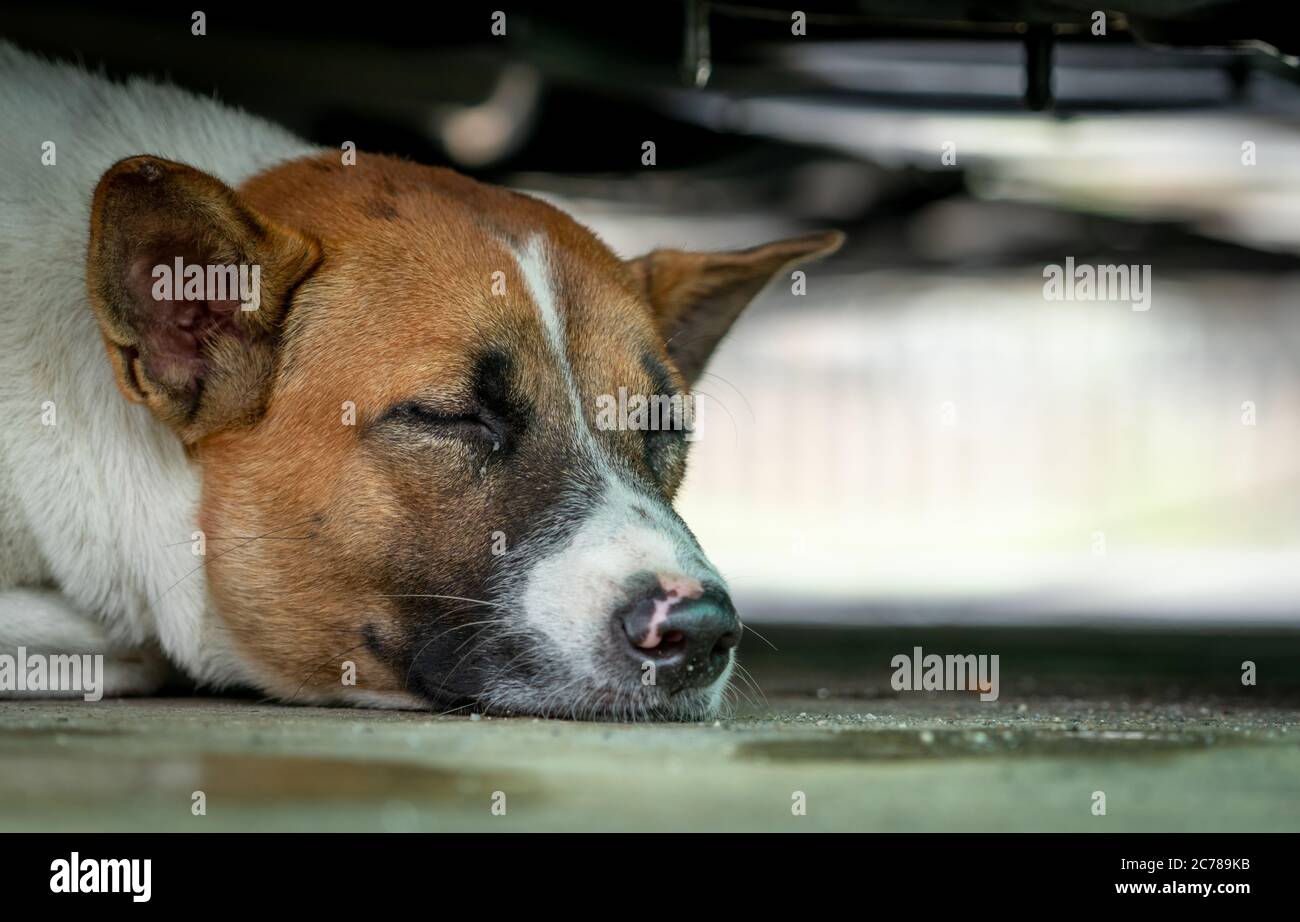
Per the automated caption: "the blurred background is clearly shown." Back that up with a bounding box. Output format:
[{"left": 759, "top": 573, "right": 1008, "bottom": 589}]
[{"left": 7, "top": 0, "right": 1300, "bottom": 629}]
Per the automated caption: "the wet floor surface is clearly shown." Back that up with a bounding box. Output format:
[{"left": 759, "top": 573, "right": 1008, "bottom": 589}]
[{"left": 2, "top": 626, "right": 1297, "bottom": 831}]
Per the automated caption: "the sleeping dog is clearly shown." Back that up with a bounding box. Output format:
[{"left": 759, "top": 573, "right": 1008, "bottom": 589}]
[{"left": 0, "top": 44, "right": 840, "bottom": 719}]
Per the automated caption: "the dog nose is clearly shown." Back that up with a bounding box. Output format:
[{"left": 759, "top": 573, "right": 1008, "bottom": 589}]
[{"left": 617, "top": 578, "right": 740, "bottom": 690}]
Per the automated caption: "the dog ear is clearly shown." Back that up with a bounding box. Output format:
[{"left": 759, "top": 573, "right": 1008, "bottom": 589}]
[
  {"left": 626, "top": 230, "right": 843, "bottom": 384},
  {"left": 86, "top": 155, "right": 320, "bottom": 444}
]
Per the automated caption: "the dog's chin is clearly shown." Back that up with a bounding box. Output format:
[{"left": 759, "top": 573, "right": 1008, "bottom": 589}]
[{"left": 459, "top": 675, "right": 730, "bottom": 722}]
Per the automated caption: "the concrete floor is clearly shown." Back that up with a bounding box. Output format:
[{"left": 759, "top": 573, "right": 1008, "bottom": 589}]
[{"left": 2, "top": 626, "right": 1298, "bottom": 832}]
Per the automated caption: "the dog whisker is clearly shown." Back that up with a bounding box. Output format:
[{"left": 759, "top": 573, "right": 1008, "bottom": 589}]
[
  {"left": 147, "top": 517, "right": 321, "bottom": 611},
  {"left": 374, "top": 593, "right": 504, "bottom": 611},
  {"left": 740, "top": 622, "right": 779, "bottom": 652},
  {"left": 694, "top": 369, "right": 756, "bottom": 424},
  {"left": 402, "top": 618, "right": 499, "bottom": 692}
]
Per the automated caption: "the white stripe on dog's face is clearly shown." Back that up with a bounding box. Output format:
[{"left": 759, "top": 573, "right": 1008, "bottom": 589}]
[
  {"left": 494, "top": 236, "right": 734, "bottom": 715},
  {"left": 515, "top": 237, "right": 568, "bottom": 369},
  {"left": 512, "top": 236, "right": 597, "bottom": 450},
  {"left": 508, "top": 234, "right": 716, "bottom": 558},
  {"left": 197, "top": 151, "right": 788, "bottom": 717}
]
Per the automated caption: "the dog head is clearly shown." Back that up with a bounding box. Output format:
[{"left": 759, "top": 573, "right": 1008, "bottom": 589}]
[{"left": 86, "top": 152, "right": 841, "bottom": 719}]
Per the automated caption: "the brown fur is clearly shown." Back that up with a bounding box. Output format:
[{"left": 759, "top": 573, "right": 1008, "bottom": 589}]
[{"left": 85, "top": 149, "right": 841, "bottom": 705}]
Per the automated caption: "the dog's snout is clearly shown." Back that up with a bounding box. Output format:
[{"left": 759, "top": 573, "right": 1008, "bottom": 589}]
[{"left": 616, "top": 576, "right": 739, "bottom": 690}]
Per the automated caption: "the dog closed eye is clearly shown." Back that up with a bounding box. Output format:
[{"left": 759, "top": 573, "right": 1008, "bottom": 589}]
[{"left": 382, "top": 401, "right": 505, "bottom": 448}]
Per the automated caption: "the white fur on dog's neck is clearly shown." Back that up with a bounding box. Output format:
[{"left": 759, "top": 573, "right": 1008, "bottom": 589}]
[{"left": 0, "top": 44, "right": 315, "bottom": 690}]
